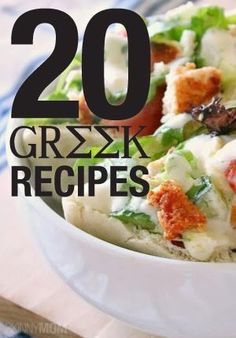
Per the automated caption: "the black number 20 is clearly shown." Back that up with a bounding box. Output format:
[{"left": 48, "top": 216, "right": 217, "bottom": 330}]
[
  {"left": 11, "top": 8, "right": 150, "bottom": 120},
  {"left": 11, "top": 9, "right": 79, "bottom": 118}
]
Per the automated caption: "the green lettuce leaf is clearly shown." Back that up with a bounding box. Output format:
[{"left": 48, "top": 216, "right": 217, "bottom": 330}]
[
  {"left": 159, "top": 127, "right": 184, "bottom": 146},
  {"left": 176, "top": 149, "right": 197, "bottom": 167},
  {"left": 149, "top": 6, "right": 229, "bottom": 43},
  {"left": 111, "top": 209, "right": 156, "bottom": 231},
  {"left": 147, "top": 72, "right": 166, "bottom": 102},
  {"left": 182, "top": 120, "right": 206, "bottom": 139},
  {"left": 226, "top": 13, "right": 236, "bottom": 25},
  {"left": 190, "top": 6, "right": 227, "bottom": 39},
  {"left": 187, "top": 176, "right": 212, "bottom": 203}
]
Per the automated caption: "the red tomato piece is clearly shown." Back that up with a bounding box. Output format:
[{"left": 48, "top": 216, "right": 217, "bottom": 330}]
[
  {"left": 225, "top": 160, "right": 236, "bottom": 193},
  {"left": 101, "top": 85, "right": 166, "bottom": 136},
  {"left": 150, "top": 42, "right": 179, "bottom": 69}
]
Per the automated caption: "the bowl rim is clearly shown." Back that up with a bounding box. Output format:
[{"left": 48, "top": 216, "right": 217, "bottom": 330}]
[{"left": 6, "top": 117, "right": 236, "bottom": 267}]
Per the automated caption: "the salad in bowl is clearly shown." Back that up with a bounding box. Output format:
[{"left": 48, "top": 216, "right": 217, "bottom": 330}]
[{"left": 10, "top": 3, "right": 236, "bottom": 337}]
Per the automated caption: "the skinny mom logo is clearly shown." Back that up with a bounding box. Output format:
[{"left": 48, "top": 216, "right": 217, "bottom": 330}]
[
  {"left": 3, "top": 321, "right": 70, "bottom": 335},
  {"left": 10, "top": 8, "right": 151, "bottom": 198}
]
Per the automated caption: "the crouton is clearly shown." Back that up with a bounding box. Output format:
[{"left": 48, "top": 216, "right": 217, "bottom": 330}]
[
  {"left": 231, "top": 204, "right": 236, "bottom": 228},
  {"left": 163, "top": 63, "right": 221, "bottom": 115},
  {"left": 148, "top": 180, "right": 206, "bottom": 240}
]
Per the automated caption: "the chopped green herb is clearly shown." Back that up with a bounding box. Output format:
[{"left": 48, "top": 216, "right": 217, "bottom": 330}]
[{"left": 111, "top": 209, "right": 156, "bottom": 231}]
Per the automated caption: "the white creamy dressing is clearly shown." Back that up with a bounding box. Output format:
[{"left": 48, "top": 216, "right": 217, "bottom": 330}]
[
  {"left": 104, "top": 33, "right": 128, "bottom": 95},
  {"left": 66, "top": 33, "right": 128, "bottom": 98},
  {"left": 75, "top": 179, "right": 158, "bottom": 224},
  {"left": 201, "top": 28, "right": 236, "bottom": 101},
  {"left": 127, "top": 197, "right": 157, "bottom": 224},
  {"left": 211, "top": 139, "right": 236, "bottom": 171},
  {"left": 161, "top": 112, "right": 192, "bottom": 128},
  {"left": 184, "top": 134, "right": 235, "bottom": 192},
  {"left": 74, "top": 172, "right": 158, "bottom": 224},
  {"left": 184, "top": 134, "right": 225, "bottom": 172},
  {"left": 164, "top": 152, "right": 194, "bottom": 192},
  {"left": 76, "top": 179, "right": 129, "bottom": 214},
  {"left": 111, "top": 195, "right": 129, "bottom": 213},
  {"left": 201, "top": 28, "right": 236, "bottom": 71},
  {"left": 209, "top": 139, "right": 236, "bottom": 197},
  {"left": 180, "top": 30, "right": 196, "bottom": 57},
  {"left": 79, "top": 180, "right": 112, "bottom": 214},
  {"left": 184, "top": 232, "right": 230, "bottom": 261}
]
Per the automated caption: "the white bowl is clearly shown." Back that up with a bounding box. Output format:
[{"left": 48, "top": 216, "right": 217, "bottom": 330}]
[{"left": 7, "top": 119, "right": 236, "bottom": 338}]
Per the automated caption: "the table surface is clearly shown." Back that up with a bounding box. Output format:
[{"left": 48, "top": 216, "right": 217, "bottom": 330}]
[
  {"left": 0, "top": 296, "right": 79, "bottom": 338},
  {"left": 0, "top": 0, "right": 235, "bottom": 337}
]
